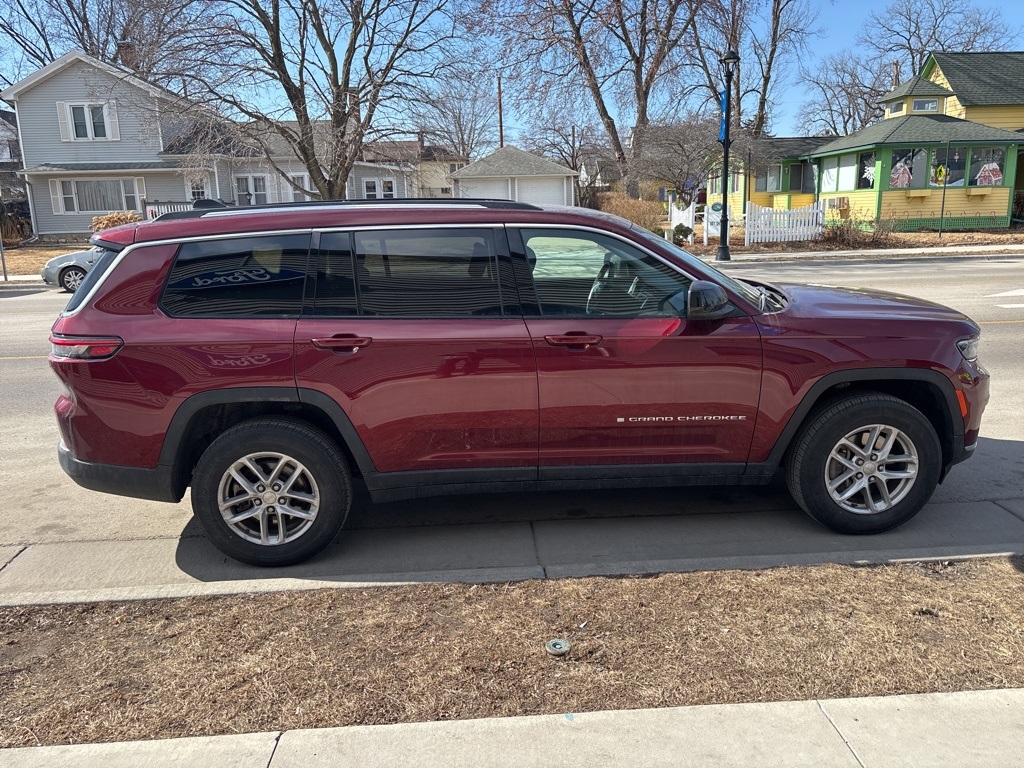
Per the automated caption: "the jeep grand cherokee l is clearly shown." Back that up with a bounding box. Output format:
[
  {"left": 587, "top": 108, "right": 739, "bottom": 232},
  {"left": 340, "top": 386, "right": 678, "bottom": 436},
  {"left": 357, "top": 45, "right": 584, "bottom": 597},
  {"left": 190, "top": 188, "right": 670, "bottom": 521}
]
[{"left": 49, "top": 200, "right": 989, "bottom": 566}]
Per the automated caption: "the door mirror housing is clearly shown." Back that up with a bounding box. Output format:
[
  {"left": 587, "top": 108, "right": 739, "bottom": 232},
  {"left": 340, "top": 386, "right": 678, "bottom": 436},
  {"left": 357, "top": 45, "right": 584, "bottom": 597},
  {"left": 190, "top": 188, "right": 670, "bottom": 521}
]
[{"left": 687, "top": 280, "right": 736, "bottom": 320}]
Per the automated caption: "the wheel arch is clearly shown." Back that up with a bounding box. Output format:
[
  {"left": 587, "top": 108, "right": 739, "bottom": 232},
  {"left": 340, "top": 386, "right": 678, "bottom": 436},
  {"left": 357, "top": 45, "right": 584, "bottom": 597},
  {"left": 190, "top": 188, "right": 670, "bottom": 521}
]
[
  {"left": 160, "top": 387, "right": 376, "bottom": 498},
  {"left": 767, "top": 368, "right": 962, "bottom": 474}
]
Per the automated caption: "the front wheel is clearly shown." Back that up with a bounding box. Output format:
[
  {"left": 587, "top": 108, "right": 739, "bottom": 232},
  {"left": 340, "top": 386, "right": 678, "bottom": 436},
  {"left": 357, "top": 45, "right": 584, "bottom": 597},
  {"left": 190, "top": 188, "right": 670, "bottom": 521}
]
[
  {"left": 786, "top": 393, "right": 942, "bottom": 534},
  {"left": 191, "top": 419, "right": 352, "bottom": 566}
]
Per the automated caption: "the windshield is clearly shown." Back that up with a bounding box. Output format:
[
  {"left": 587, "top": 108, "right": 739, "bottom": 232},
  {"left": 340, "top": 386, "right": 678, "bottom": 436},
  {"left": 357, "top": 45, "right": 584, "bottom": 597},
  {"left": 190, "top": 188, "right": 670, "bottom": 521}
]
[{"left": 629, "top": 227, "right": 764, "bottom": 309}]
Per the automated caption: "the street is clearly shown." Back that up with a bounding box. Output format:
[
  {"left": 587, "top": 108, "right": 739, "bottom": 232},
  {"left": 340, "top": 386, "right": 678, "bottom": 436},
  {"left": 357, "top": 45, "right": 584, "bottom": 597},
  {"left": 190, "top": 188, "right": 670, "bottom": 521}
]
[{"left": 1, "top": 254, "right": 1022, "bottom": 603}]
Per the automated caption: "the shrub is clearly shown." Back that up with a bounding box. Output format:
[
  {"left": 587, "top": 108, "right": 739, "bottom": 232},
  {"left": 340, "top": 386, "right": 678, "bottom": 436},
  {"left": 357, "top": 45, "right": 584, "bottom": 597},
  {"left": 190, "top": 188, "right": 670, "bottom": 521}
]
[
  {"left": 820, "top": 217, "right": 896, "bottom": 248},
  {"left": 672, "top": 223, "right": 693, "bottom": 245},
  {"left": 91, "top": 210, "right": 142, "bottom": 232},
  {"left": 596, "top": 192, "right": 666, "bottom": 232}
]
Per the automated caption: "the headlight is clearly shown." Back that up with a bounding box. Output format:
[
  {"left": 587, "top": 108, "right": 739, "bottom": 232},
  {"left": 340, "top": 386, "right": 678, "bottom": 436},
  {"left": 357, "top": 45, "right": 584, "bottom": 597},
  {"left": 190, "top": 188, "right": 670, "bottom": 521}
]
[{"left": 957, "top": 337, "right": 979, "bottom": 362}]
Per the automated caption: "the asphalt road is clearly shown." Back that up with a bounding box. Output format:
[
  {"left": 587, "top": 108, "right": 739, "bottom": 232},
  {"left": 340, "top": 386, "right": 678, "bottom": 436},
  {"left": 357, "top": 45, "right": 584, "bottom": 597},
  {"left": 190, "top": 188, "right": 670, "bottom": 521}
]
[{"left": 0, "top": 254, "right": 1022, "bottom": 602}]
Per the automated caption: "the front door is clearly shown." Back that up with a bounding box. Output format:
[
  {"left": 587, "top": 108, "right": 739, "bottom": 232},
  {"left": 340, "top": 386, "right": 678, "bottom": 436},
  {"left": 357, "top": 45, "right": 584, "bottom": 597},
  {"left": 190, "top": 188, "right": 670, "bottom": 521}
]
[
  {"left": 295, "top": 227, "right": 537, "bottom": 476},
  {"left": 511, "top": 227, "right": 762, "bottom": 469}
]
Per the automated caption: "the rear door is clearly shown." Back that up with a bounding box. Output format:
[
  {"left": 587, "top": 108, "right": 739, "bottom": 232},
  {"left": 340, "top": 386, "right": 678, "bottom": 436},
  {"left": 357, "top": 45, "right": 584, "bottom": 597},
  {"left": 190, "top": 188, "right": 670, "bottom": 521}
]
[
  {"left": 294, "top": 226, "right": 538, "bottom": 477},
  {"left": 510, "top": 226, "right": 762, "bottom": 471}
]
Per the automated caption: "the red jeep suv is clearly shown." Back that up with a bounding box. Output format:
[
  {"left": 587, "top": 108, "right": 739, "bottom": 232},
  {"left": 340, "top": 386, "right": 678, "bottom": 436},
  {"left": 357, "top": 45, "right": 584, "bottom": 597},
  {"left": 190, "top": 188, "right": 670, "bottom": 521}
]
[{"left": 50, "top": 200, "right": 989, "bottom": 566}]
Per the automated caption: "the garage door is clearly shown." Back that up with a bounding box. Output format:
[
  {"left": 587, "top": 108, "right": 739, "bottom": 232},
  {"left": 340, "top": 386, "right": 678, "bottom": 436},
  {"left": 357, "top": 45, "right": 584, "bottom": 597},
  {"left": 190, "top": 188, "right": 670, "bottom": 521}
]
[
  {"left": 516, "top": 177, "right": 566, "bottom": 206},
  {"left": 461, "top": 179, "right": 510, "bottom": 199}
]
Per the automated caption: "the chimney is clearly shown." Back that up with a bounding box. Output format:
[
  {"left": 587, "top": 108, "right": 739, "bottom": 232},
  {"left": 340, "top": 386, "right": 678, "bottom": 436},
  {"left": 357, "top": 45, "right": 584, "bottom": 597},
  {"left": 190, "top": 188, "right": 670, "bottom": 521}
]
[{"left": 892, "top": 60, "right": 901, "bottom": 88}]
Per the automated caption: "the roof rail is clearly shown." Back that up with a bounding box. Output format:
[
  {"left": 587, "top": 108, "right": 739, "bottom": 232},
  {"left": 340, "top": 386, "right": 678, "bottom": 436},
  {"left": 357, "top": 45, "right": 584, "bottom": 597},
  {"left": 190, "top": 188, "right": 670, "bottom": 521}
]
[{"left": 153, "top": 197, "right": 543, "bottom": 221}]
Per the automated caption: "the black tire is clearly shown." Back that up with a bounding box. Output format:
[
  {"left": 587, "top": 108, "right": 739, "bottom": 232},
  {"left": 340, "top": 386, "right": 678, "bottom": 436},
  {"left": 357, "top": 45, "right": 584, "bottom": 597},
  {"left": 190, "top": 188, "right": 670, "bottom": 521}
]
[
  {"left": 191, "top": 418, "right": 352, "bottom": 566},
  {"left": 59, "top": 266, "right": 87, "bottom": 292},
  {"left": 785, "top": 392, "right": 941, "bottom": 534}
]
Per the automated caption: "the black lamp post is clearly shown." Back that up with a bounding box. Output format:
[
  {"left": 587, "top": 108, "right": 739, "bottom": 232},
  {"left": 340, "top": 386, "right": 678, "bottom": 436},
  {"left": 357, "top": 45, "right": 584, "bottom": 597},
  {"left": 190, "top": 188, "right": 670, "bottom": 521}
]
[{"left": 716, "top": 49, "right": 740, "bottom": 262}]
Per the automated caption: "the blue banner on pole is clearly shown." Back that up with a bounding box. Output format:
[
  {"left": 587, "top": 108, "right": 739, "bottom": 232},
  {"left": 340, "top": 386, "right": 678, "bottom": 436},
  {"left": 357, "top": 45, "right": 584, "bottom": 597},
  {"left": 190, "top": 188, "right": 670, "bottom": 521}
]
[{"left": 718, "top": 89, "right": 727, "bottom": 141}]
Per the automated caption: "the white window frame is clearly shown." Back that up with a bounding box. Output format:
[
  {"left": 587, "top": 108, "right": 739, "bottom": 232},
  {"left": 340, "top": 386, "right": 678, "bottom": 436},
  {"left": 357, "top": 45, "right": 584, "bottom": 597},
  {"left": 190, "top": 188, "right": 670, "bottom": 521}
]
[
  {"left": 66, "top": 103, "right": 111, "bottom": 141},
  {"left": 912, "top": 98, "right": 939, "bottom": 113},
  {"left": 290, "top": 173, "right": 310, "bottom": 202},
  {"left": 234, "top": 174, "right": 269, "bottom": 205},
  {"left": 766, "top": 163, "right": 783, "bottom": 192},
  {"left": 888, "top": 101, "right": 905, "bottom": 116},
  {"left": 50, "top": 177, "right": 146, "bottom": 214},
  {"left": 363, "top": 177, "right": 396, "bottom": 199},
  {"left": 186, "top": 177, "right": 211, "bottom": 201}
]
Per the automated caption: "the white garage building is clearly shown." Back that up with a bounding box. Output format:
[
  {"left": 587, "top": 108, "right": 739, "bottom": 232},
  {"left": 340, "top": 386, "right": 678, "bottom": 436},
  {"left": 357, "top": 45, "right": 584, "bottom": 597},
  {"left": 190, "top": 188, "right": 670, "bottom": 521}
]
[{"left": 451, "top": 146, "right": 577, "bottom": 206}]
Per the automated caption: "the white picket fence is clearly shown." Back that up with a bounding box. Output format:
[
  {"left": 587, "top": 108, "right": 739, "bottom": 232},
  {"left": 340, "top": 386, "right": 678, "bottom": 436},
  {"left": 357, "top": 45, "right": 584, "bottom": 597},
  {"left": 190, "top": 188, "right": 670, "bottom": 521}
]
[{"left": 744, "top": 200, "right": 825, "bottom": 245}]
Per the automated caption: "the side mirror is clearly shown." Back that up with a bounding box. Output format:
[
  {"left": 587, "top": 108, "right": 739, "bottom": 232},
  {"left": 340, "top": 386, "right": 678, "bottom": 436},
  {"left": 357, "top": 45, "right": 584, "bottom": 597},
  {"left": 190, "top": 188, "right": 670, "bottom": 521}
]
[{"left": 687, "top": 280, "right": 735, "bottom": 320}]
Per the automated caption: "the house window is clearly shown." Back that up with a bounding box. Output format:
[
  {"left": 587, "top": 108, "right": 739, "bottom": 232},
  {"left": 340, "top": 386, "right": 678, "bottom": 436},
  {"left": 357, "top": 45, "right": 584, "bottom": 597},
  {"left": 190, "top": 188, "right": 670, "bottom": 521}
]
[
  {"left": 767, "top": 164, "right": 783, "bottom": 192},
  {"left": 449, "top": 163, "right": 465, "bottom": 174},
  {"left": 7, "top": 139, "right": 20, "bottom": 161},
  {"left": 912, "top": 98, "right": 938, "bottom": 112},
  {"left": 363, "top": 178, "right": 396, "bottom": 199},
  {"left": 888, "top": 101, "right": 905, "bottom": 116},
  {"left": 969, "top": 147, "right": 1005, "bottom": 186},
  {"left": 788, "top": 162, "right": 816, "bottom": 193},
  {"left": 857, "top": 152, "right": 876, "bottom": 189},
  {"left": 837, "top": 154, "right": 857, "bottom": 190},
  {"left": 235, "top": 175, "right": 268, "bottom": 205},
  {"left": 189, "top": 179, "right": 208, "bottom": 201},
  {"left": 889, "top": 148, "right": 928, "bottom": 188},
  {"left": 930, "top": 146, "right": 968, "bottom": 187},
  {"left": 68, "top": 104, "right": 108, "bottom": 140},
  {"left": 290, "top": 174, "right": 310, "bottom": 202},
  {"left": 821, "top": 157, "right": 838, "bottom": 193},
  {"left": 57, "top": 178, "right": 142, "bottom": 213}
]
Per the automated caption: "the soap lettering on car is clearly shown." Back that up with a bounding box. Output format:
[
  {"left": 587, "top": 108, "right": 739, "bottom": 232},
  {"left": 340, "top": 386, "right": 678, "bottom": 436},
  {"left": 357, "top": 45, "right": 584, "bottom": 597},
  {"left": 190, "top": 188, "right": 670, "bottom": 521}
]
[{"left": 48, "top": 198, "right": 990, "bottom": 567}]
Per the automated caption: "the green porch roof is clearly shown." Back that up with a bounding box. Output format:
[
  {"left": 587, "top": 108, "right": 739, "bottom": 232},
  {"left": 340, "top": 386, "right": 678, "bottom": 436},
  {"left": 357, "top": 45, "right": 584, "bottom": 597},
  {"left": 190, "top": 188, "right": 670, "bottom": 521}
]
[
  {"left": 879, "top": 75, "right": 952, "bottom": 103},
  {"left": 927, "top": 51, "right": 1024, "bottom": 106},
  {"left": 809, "top": 115, "right": 1023, "bottom": 156}
]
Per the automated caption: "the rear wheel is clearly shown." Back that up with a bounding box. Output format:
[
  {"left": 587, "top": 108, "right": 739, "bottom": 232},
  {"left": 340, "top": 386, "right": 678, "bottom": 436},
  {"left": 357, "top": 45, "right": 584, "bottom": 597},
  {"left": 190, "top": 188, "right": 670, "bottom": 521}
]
[
  {"left": 786, "top": 393, "right": 941, "bottom": 534},
  {"left": 59, "top": 266, "right": 87, "bottom": 292},
  {"left": 191, "top": 418, "right": 352, "bottom": 566}
]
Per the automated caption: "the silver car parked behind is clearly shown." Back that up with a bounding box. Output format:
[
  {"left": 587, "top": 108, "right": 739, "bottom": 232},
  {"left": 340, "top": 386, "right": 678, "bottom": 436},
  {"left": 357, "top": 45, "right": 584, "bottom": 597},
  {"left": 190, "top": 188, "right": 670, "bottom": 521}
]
[{"left": 40, "top": 246, "right": 105, "bottom": 292}]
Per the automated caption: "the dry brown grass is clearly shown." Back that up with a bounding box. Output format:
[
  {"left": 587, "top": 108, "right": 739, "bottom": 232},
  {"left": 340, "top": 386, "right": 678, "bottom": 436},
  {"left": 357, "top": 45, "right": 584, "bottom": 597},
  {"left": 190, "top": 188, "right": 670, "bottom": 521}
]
[
  {"left": 1, "top": 246, "right": 86, "bottom": 276},
  {"left": 3, "top": 557, "right": 1024, "bottom": 748},
  {"left": 597, "top": 193, "right": 667, "bottom": 232}
]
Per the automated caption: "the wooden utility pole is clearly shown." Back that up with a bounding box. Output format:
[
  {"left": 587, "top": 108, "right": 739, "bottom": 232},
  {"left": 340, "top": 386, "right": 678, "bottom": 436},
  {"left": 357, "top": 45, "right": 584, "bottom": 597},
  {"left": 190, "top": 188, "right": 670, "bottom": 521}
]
[{"left": 497, "top": 75, "right": 504, "bottom": 148}]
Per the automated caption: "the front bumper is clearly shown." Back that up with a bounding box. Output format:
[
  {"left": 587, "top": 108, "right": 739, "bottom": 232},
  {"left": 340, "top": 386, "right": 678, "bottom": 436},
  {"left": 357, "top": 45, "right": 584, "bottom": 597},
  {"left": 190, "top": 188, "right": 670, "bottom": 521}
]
[{"left": 58, "top": 441, "right": 182, "bottom": 503}]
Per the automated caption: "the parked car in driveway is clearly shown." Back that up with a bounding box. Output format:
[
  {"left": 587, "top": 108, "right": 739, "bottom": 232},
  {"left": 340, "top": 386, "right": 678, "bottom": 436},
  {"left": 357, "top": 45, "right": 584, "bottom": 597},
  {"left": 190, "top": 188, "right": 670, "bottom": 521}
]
[
  {"left": 40, "top": 246, "right": 107, "bottom": 292},
  {"left": 47, "top": 199, "right": 990, "bottom": 567}
]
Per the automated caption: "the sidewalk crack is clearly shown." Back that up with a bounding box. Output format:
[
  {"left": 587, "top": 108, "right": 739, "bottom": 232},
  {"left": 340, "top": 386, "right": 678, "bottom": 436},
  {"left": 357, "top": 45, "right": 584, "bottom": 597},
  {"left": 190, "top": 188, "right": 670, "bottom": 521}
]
[
  {"left": 0, "top": 546, "right": 27, "bottom": 576},
  {"left": 817, "top": 700, "right": 866, "bottom": 768},
  {"left": 992, "top": 499, "right": 1024, "bottom": 524},
  {"left": 265, "top": 731, "right": 283, "bottom": 767},
  {"left": 529, "top": 522, "right": 548, "bottom": 579}
]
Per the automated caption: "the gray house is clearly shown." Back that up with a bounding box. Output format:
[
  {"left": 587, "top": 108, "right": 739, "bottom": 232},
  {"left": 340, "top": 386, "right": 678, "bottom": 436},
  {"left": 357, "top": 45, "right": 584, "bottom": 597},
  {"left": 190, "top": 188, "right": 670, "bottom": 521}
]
[
  {"left": 451, "top": 146, "right": 578, "bottom": 206},
  {"left": 1, "top": 51, "right": 414, "bottom": 237}
]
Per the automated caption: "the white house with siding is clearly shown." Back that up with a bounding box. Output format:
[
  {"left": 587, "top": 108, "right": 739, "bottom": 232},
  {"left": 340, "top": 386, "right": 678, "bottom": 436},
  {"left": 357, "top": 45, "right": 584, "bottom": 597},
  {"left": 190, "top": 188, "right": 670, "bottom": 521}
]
[{"left": 1, "top": 51, "right": 414, "bottom": 237}]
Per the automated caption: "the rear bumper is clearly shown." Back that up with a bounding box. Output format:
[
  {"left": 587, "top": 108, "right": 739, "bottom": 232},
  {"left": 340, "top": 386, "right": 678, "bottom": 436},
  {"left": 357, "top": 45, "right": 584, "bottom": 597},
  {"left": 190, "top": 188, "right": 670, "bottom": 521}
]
[{"left": 58, "top": 441, "right": 182, "bottom": 503}]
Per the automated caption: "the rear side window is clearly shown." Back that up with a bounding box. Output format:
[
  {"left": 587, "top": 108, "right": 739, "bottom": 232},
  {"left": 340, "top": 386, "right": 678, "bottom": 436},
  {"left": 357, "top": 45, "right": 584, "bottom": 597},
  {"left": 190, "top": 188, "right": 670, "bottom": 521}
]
[
  {"left": 63, "top": 249, "right": 117, "bottom": 313},
  {"left": 161, "top": 234, "right": 310, "bottom": 317},
  {"left": 314, "top": 228, "right": 506, "bottom": 317}
]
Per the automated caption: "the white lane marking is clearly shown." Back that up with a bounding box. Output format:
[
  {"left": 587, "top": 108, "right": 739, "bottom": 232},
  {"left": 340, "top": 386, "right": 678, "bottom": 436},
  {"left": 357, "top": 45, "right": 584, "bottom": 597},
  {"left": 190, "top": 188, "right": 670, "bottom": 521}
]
[
  {"left": 986, "top": 289, "right": 1024, "bottom": 297},
  {"left": 996, "top": 304, "right": 1024, "bottom": 309}
]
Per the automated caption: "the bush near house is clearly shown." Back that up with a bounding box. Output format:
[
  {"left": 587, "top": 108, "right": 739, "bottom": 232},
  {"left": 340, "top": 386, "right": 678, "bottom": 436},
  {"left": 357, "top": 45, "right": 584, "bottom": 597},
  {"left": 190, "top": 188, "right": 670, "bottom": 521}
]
[
  {"left": 820, "top": 218, "right": 896, "bottom": 248},
  {"left": 672, "top": 223, "right": 693, "bottom": 245},
  {"left": 597, "top": 192, "right": 666, "bottom": 232},
  {"left": 91, "top": 211, "right": 142, "bottom": 232}
]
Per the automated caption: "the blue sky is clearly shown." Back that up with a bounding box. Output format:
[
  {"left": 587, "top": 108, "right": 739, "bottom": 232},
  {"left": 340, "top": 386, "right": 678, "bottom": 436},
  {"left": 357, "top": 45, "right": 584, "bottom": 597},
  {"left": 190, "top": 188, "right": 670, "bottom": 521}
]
[{"left": 772, "top": 0, "right": 1024, "bottom": 135}]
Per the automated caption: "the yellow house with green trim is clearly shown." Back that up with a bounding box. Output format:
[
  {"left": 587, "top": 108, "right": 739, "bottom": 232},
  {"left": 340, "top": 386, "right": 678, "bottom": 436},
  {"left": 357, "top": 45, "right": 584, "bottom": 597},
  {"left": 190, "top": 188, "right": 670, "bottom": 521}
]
[{"left": 709, "top": 51, "right": 1024, "bottom": 231}]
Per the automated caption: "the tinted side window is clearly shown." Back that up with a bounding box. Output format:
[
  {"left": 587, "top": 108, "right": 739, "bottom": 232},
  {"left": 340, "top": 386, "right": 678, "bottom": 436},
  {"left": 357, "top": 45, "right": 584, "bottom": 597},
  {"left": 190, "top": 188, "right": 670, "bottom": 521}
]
[
  {"left": 520, "top": 229, "right": 690, "bottom": 317},
  {"left": 63, "top": 249, "right": 117, "bottom": 313},
  {"left": 161, "top": 234, "right": 310, "bottom": 317},
  {"left": 312, "top": 232, "right": 357, "bottom": 316},
  {"left": 353, "top": 229, "right": 504, "bottom": 317}
]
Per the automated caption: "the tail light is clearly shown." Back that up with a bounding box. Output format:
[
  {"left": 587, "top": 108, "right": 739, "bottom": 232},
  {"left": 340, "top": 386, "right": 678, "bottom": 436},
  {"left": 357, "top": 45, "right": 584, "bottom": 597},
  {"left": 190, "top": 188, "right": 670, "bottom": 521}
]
[{"left": 49, "top": 335, "right": 123, "bottom": 360}]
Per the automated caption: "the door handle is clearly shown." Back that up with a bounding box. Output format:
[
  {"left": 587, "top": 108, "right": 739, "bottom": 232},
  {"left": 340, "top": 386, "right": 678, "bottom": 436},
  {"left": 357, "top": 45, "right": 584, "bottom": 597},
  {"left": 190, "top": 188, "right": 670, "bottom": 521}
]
[
  {"left": 544, "top": 332, "right": 603, "bottom": 350},
  {"left": 311, "top": 334, "right": 373, "bottom": 353}
]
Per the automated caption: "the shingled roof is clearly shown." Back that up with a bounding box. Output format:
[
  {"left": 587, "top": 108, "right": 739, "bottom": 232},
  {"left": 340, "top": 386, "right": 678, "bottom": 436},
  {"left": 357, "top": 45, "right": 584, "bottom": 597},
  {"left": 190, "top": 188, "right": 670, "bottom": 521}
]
[
  {"left": 809, "top": 114, "right": 1024, "bottom": 156},
  {"left": 754, "top": 136, "right": 835, "bottom": 159},
  {"left": 879, "top": 75, "right": 953, "bottom": 103},
  {"left": 450, "top": 146, "right": 577, "bottom": 179},
  {"left": 927, "top": 51, "right": 1024, "bottom": 106}
]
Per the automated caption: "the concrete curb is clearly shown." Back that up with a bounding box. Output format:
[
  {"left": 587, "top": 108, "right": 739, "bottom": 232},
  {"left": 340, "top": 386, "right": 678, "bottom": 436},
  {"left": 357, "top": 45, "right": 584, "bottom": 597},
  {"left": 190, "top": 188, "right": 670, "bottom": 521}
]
[{"left": 2, "top": 689, "right": 1022, "bottom": 766}]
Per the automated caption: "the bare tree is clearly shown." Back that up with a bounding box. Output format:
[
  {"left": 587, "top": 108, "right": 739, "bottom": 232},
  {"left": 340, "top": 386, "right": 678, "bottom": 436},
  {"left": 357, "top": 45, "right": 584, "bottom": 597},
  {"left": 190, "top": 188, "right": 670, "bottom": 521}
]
[
  {"left": 859, "top": 0, "right": 1012, "bottom": 76},
  {"left": 482, "top": 0, "right": 703, "bottom": 197},
  {"left": 797, "top": 52, "right": 889, "bottom": 136},
  {"left": 410, "top": 62, "right": 499, "bottom": 159},
  {"left": 170, "top": 0, "right": 455, "bottom": 200},
  {"left": 0, "top": 0, "right": 207, "bottom": 85},
  {"left": 688, "top": 0, "right": 819, "bottom": 136}
]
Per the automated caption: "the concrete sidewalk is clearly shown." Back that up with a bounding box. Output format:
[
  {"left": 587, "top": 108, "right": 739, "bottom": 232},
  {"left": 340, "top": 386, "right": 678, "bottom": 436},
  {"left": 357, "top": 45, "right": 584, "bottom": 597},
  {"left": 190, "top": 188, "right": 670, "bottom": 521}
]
[
  {"left": 2, "top": 688, "right": 1022, "bottom": 767},
  {"left": 2, "top": 497, "right": 1023, "bottom": 606}
]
